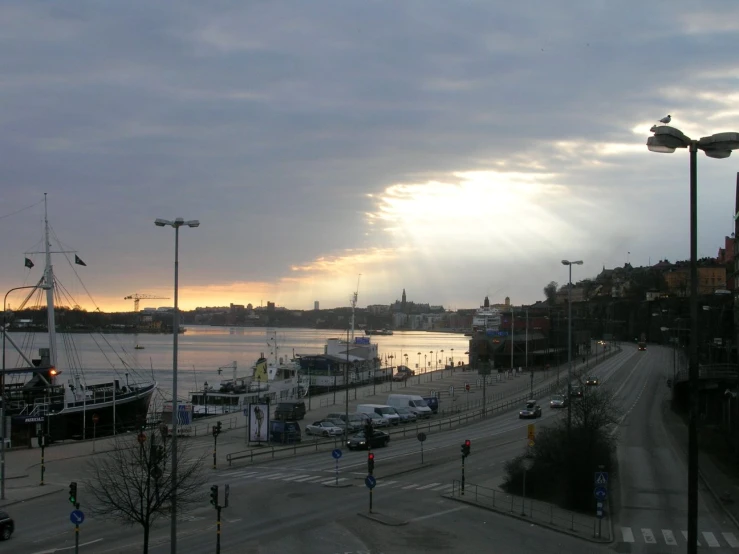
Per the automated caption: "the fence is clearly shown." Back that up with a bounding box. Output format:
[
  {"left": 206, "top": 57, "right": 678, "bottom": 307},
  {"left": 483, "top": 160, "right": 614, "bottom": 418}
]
[{"left": 449, "top": 481, "right": 610, "bottom": 541}]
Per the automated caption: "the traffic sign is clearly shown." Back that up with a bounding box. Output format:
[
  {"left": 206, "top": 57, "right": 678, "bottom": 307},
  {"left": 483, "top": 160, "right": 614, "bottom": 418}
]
[
  {"left": 449, "top": 385, "right": 454, "bottom": 395},
  {"left": 417, "top": 432, "right": 427, "bottom": 442},
  {"left": 527, "top": 424, "right": 535, "bottom": 441},
  {"left": 70, "top": 510, "right": 85, "bottom": 525},
  {"left": 365, "top": 475, "right": 376, "bottom": 489},
  {"left": 92, "top": 413, "right": 99, "bottom": 424},
  {"left": 594, "top": 486, "right": 608, "bottom": 501},
  {"left": 465, "top": 383, "right": 470, "bottom": 391},
  {"left": 594, "top": 471, "right": 608, "bottom": 485},
  {"left": 137, "top": 432, "right": 146, "bottom": 444},
  {"left": 331, "top": 448, "right": 342, "bottom": 460},
  {"left": 528, "top": 439, "right": 535, "bottom": 447}
]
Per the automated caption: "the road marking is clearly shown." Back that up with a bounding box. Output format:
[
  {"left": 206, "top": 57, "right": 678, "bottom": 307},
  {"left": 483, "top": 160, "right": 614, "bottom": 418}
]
[
  {"left": 724, "top": 532, "right": 739, "bottom": 547},
  {"left": 299, "top": 475, "right": 325, "bottom": 482},
  {"left": 319, "top": 477, "right": 347, "bottom": 484},
  {"left": 621, "top": 527, "right": 634, "bottom": 542},
  {"left": 703, "top": 531, "right": 720, "bottom": 547},
  {"left": 258, "top": 473, "right": 285, "bottom": 479},
  {"left": 375, "top": 480, "right": 397, "bottom": 488},
  {"left": 281, "top": 474, "right": 310, "bottom": 481},
  {"left": 31, "top": 538, "right": 104, "bottom": 553},
  {"left": 416, "top": 483, "right": 442, "bottom": 490},
  {"left": 293, "top": 475, "right": 320, "bottom": 482},
  {"left": 662, "top": 529, "right": 677, "bottom": 545},
  {"left": 681, "top": 531, "right": 701, "bottom": 546},
  {"left": 430, "top": 484, "right": 450, "bottom": 491},
  {"left": 222, "top": 470, "right": 258, "bottom": 478},
  {"left": 641, "top": 528, "right": 656, "bottom": 544},
  {"left": 402, "top": 484, "right": 420, "bottom": 489},
  {"left": 406, "top": 506, "right": 467, "bottom": 523}
]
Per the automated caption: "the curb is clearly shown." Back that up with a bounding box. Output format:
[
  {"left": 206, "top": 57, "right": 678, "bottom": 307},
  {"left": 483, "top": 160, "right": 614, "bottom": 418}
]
[
  {"left": 357, "top": 511, "right": 408, "bottom": 526},
  {"left": 442, "top": 494, "right": 611, "bottom": 544},
  {"left": 323, "top": 482, "right": 353, "bottom": 488},
  {"left": 0, "top": 486, "right": 64, "bottom": 508}
]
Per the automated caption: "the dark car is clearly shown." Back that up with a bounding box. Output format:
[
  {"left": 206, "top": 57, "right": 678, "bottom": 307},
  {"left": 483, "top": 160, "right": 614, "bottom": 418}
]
[
  {"left": 422, "top": 396, "right": 439, "bottom": 414},
  {"left": 518, "top": 400, "right": 542, "bottom": 419},
  {"left": 570, "top": 386, "right": 584, "bottom": 398},
  {"left": 585, "top": 376, "right": 600, "bottom": 386},
  {"left": 392, "top": 366, "right": 415, "bottom": 382},
  {"left": 273, "top": 401, "right": 306, "bottom": 421},
  {"left": 346, "top": 430, "right": 390, "bottom": 450},
  {"left": 0, "top": 511, "right": 14, "bottom": 541},
  {"left": 269, "top": 420, "right": 302, "bottom": 444}
]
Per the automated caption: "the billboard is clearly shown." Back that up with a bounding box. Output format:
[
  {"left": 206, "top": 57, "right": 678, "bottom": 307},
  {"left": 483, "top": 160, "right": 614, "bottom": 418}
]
[{"left": 249, "top": 403, "right": 269, "bottom": 443}]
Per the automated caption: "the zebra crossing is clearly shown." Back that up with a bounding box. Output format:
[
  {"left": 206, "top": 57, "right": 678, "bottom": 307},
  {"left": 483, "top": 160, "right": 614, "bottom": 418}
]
[
  {"left": 620, "top": 527, "right": 739, "bottom": 548},
  {"left": 218, "top": 469, "right": 456, "bottom": 493}
]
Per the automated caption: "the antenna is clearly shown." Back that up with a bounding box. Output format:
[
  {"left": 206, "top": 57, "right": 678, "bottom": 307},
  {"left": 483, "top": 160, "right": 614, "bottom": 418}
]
[{"left": 350, "top": 274, "right": 361, "bottom": 342}]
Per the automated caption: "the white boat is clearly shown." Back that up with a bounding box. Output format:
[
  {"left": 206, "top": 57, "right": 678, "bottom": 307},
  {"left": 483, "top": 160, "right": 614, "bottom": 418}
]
[
  {"left": 472, "top": 296, "right": 502, "bottom": 333},
  {"left": 188, "top": 331, "right": 309, "bottom": 417}
]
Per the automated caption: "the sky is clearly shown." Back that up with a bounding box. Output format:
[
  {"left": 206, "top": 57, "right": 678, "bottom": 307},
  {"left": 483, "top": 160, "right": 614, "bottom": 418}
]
[{"left": 1, "top": 1, "right": 738, "bottom": 313}]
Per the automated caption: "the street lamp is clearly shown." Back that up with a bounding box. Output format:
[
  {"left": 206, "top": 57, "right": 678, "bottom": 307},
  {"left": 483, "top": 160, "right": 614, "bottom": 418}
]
[
  {"left": 647, "top": 124, "right": 739, "bottom": 554},
  {"left": 155, "top": 216, "right": 199, "bottom": 554},
  {"left": 562, "top": 259, "right": 583, "bottom": 435},
  {"left": 2, "top": 285, "right": 44, "bottom": 500},
  {"left": 417, "top": 352, "right": 421, "bottom": 372}
]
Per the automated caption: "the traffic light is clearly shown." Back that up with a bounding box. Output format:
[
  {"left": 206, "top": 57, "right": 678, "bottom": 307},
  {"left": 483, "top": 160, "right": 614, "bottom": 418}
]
[
  {"left": 367, "top": 452, "right": 375, "bottom": 475},
  {"left": 209, "top": 485, "right": 218, "bottom": 507},
  {"left": 153, "top": 445, "right": 165, "bottom": 465},
  {"left": 217, "top": 421, "right": 222, "bottom": 433},
  {"left": 364, "top": 421, "right": 373, "bottom": 439},
  {"left": 213, "top": 421, "right": 223, "bottom": 437},
  {"left": 69, "top": 481, "right": 77, "bottom": 505},
  {"left": 461, "top": 439, "right": 471, "bottom": 458}
]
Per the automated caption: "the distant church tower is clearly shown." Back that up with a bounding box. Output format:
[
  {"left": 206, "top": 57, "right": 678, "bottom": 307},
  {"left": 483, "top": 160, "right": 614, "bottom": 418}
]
[
  {"left": 401, "top": 289, "right": 407, "bottom": 313},
  {"left": 483, "top": 296, "right": 490, "bottom": 308}
]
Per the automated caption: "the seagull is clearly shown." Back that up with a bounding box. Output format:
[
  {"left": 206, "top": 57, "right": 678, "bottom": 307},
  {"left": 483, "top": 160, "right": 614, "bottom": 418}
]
[{"left": 659, "top": 115, "right": 671, "bottom": 124}]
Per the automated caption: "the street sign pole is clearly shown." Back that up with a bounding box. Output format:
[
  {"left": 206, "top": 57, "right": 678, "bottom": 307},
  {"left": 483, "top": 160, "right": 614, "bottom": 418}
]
[
  {"left": 461, "top": 455, "right": 465, "bottom": 496},
  {"left": 216, "top": 505, "right": 221, "bottom": 554},
  {"left": 335, "top": 456, "right": 339, "bottom": 486},
  {"left": 75, "top": 523, "right": 79, "bottom": 554}
]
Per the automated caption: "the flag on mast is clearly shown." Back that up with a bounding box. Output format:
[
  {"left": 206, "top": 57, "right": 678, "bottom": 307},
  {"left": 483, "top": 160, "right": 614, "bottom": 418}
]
[
  {"left": 74, "top": 255, "right": 87, "bottom": 266},
  {"left": 24, "top": 258, "right": 34, "bottom": 269}
]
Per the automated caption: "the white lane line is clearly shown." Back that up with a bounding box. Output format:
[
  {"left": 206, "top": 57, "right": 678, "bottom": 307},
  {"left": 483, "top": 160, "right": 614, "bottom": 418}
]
[
  {"left": 723, "top": 532, "right": 739, "bottom": 547},
  {"left": 257, "top": 473, "right": 284, "bottom": 479},
  {"left": 402, "top": 484, "right": 420, "bottom": 489},
  {"left": 641, "top": 528, "right": 656, "bottom": 544},
  {"left": 319, "top": 477, "right": 347, "bottom": 484},
  {"left": 416, "top": 483, "right": 442, "bottom": 490},
  {"left": 681, "top": 531, "right": 701, "bottom": 546},
  {"left": 221, "top": 470, "right": 258, "bottom": 477},
  {"left": 703, "top": 531, "right": 720, "bottom": 547},
  {"left": 662, "top": 529, "right": 677, "bottom": 546},
  {"left": 266, "top": 473, "right": 288, "bottom": 480},
  {"left": 299, "top": 476, "right": 325, "bottom": 482},
  {"left": 406, "top": 506, "right": 467, "bottom": 523},
  {"left": 621, "top": 527, "right": 634, "bottom": 542},
  {"left": 430, "top": 484, "right": 450, "bottom": 491},
  {"left": 31, "top": 539, "right": 104, "bottom": 553},
  {"left": 293, "top": 475, "right": 321, "bottom": 482},
  {"left": 281, "top": 474, "right": 310, "bottom": 481},
  {"left": 375, "top": 480, "right": 397, "bottom": 488}
]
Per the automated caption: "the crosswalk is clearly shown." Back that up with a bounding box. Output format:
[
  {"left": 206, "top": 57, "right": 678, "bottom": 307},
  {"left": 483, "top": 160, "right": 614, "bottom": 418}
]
[
  {"left": 620, "top": 527, "right": 739, "bottom": 548},
  {"left": 218, "top": 469, "right": 456, "bottom": 493}
]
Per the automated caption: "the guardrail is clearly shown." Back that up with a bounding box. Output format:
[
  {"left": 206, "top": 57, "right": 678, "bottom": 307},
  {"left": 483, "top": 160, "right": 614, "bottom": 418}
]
[{"left": 449, "top": 480, "right": 610, "bottom": 541}]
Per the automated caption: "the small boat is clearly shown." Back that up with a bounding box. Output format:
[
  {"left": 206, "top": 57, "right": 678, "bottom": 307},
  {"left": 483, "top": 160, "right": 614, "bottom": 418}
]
[
  {"left": 365, "top": 329, "right": 393, "bottom": 336},
  {"left": 134, "top": 345, "right": 145, "bottom": 350}
]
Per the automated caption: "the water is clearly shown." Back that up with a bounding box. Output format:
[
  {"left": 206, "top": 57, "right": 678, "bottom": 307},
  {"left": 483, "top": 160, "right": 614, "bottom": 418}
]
[{"left": 4, "top": 326, "right": 470, "bottom": 397}]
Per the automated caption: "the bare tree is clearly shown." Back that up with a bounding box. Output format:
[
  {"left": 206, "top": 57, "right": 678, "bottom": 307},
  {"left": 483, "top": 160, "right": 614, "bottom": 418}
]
[{"left": 86, "top": 429, "right": 206, "bottom": 553}]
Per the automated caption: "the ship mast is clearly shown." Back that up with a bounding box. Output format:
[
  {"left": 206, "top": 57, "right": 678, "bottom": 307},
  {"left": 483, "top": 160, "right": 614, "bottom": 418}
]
[
  {"left": 350, "top": 274, "right": 361, "bottom": 342},
  {"left": 43, "top": 194, "right": 57, "bottom": 367}
]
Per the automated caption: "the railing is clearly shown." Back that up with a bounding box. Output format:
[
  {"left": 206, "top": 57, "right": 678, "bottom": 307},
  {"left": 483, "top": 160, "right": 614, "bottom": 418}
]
[
  {"left": 449, "top": 480, "right": 610, "bottom": 541},
  {"left": 674, "top": 364, "right": 739, "bottom": 383}
]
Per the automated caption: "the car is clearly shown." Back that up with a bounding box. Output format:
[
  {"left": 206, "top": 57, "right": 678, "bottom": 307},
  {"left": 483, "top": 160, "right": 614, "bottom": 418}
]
[
  {"left": 422, "top": 396, "right": 440, "bottom": 414},
  {"left": 586, "top": 376, "right": 600, "bottom": 386},
  {"left": 392, "top": 366, "right": 415, "bottom": 382},
  {"left": 570, "top": 386, "right": 584, "bottom": 398},
  {"left": 326, "top": 413, "right": 364, "bottom": 432},
  {"left": 363, "top": 411, "right": 390, "bottom": 428},
  {"left": 273, "top": 401, "right": 306, "bottom": 421},
  {"left": 549, "top": 394, "right": 567, "bottom": 409},
  {"left": 0, "top": 511, "right": 12, "bottom": 541},
  {"left": 519, "top": 400, "right": 542, "bottom": 419},
  {"left": 393, "top": 406, "right": 417, "bottom": 423},
  {"left": 346, "top": 429, "right": 391, "bottom": 450},
  {"left": 305, "top": 420, "right": 344, "bottom": 437}
]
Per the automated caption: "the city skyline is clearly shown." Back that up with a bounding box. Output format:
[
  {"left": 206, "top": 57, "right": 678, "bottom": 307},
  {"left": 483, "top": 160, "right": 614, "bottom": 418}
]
[{"left": 1, "top": 2, "right": 738, "bottom": 312}]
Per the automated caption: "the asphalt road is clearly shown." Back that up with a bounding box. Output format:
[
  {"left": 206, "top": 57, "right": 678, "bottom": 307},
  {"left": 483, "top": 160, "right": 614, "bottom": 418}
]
[{"left": 10, "top": 343, "right": 731, "bottom": 553}]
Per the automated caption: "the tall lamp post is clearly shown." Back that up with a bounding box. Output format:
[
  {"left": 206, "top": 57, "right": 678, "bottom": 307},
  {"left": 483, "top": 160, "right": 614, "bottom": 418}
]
[
  {"left": 562, "top": 259, "right": 583, "bottom": 436},
  {"left": 155, "top": 216, "right": 199, "bottom": 554},
  {"left": 647, "top": 124, "right": 739, "bottom": 554},
  {"left": 2, "top": 285, "right": 41, "bottom": 500}
]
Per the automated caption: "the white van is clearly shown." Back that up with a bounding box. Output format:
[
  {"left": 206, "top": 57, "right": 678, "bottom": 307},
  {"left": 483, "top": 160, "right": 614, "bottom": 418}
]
[
  {"left": 386, "top": 394, "right": 433, "bottom": 418},
  {"left": 356, "top": 404, "right": 401, "bottom": 426}
]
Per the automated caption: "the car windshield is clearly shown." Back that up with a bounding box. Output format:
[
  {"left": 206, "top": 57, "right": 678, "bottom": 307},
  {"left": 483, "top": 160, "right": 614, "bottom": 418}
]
[
  {"left": 328, "top": 419, "right": 344, "bottom": 426},
  {"left": 411, "top": 400, "right": 428, "bottom": 407},
  {"left": 526, "top": 402, "right": 536, "bottom": 409},
  {"left": 378, "top": 407, "right": 394, "bottom": 415},
  {"left": 396, "top": 408, "right": 409, "bottom": 414}
]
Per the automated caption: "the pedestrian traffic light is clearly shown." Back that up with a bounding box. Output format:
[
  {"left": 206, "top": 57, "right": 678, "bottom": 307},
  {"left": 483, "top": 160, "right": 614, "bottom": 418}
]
[
  {"left": 461, "top": 439, "right": 471, "bottom": 457},
  {"left": 216, "top": 421, "right": 222, "bottom": 434},
  {"left": 209, "top": 485, "right": 218, "bottom": 507},
  {"left": 367, "top": 452, "right": 375, "bottom": 474},
  {"left": 69, "top": 481, "right": 77, "bottom": 505},
  {"left": 364, "top": 421, "right": 373, "bottom": 439}
]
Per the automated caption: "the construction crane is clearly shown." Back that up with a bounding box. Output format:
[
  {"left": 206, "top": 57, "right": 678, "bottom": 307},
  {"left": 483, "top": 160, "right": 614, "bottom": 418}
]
[{"left": 124, "top": 293, "right": 170, "bottom": 312}]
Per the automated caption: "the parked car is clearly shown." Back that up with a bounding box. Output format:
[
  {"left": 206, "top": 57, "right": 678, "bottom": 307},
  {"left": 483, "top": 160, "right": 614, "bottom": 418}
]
[
  {"left": 0, "top": 511, "right": 13, "bottom": 541},
  {"left": 346, "top": 429, "right": 391, "bottom": 450},
  {"left": 393, "top": 406, "right": 417, "bottom": 423},
  {"left": 269, "top": 420, "right": 302, "bottom": 444},
  {"left": 422, "top": 396, "right": 439, "bottom": 414},
  {"left": 519, "top": 400, "right": 542, "bottom": 419},
  {"left": 274, "top": 401, "right": 306, "bottom": 421},
  {"left": 585, "top": 376, "right": 600, "bottom": 386},
  {"left": 356, "top": 404, "right": 401, "bottom": 426},
  {"left": 326, "top": 412, "right": 364, "bottom": 432},
  {"left": 363, "top": 411, "right": 390, "bottom": 428},
  {"left": 305, "top": 420, "right": 344, "bottom": 437},
  {"left": 386, "top": 394, "right": 433, "bottom": 418},
  {"left": 549, "top": 394, "right": 567, "bottom": 409},
  {"left": 392, "top": 366, "right": 415, "bottom": 381}
]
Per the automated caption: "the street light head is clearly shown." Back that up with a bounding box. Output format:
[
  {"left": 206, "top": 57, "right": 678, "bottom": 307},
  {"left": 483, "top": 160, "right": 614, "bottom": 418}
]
[
  {"left": 704, "top": 149, "right": 732, "bottom": 159},
  {"left": 561, "top": 260, "right": 570, "bottom": 265},
  {"left": 154, "top": 219, "right": 169, "bottom": 227},
  {"left": 573, "top": 260, "right": 583, "bottom": 265},
  {"left": 698, "top": 132, "right": 739, "bottom": 153},
  {"left": 185, "top": 220, "right": 200, "bottom": 228}
]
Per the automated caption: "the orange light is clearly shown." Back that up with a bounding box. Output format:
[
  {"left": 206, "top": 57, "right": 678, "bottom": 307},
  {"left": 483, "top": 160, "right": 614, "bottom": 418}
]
[{"left": 49, "top": 368, "right": 58, "bottom": 376}]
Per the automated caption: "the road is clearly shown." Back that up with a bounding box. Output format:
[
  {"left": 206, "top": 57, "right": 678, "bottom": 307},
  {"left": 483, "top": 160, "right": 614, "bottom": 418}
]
[{"left": 7, "top": 344, "right": 736, "bottom": 553}]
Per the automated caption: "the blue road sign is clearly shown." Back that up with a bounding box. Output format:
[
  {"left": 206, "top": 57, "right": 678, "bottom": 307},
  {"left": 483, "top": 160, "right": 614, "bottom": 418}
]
[
  {"left": 70, "top": 510, "right": 85, "bottom": 525},
  {"left": 594, "top": 471, "right": 608, "bottom": 486},
  {"left": 332, "top": 448, "right": 342, "bottom": 460},
  {"left": 365, "top": 475, "right": 376, "bottom": 489},
  {"left": 594, "top": 486, "right": 608, "bottom": 501}
]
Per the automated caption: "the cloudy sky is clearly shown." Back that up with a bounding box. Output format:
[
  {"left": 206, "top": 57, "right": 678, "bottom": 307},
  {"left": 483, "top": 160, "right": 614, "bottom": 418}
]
[{"left": 1, "top": 1, "right": 738, "bottom": 313}]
